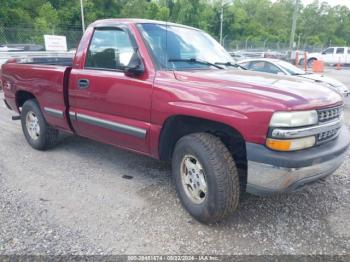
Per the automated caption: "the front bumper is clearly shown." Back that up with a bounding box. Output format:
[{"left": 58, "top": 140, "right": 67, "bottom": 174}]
[
  {"left": 246, "top": 126, "right": 350, "bottom": 196},
  {"left": 343, "top": 91, "right": 350, "bottom": 105}
]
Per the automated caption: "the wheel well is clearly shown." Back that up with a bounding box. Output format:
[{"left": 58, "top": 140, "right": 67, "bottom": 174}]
[
  {"left": 159, "top": 115, "right": 247, "bottom": 191},
  {"left": 16, "top": 91, "right": 35, "bottom": 108}
]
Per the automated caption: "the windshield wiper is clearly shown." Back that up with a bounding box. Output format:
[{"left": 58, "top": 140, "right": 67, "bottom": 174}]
[
  {"left": 215, "top": 61, "right": 247, "bottom": 70},
  {"left": 168, "top": 58, "right": 224, "bottom": 69}
]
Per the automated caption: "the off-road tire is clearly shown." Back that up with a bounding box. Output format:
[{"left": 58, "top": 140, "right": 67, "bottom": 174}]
[
  {"left": 21, "top": 99, "right": 59, "bottom": 150},
  {"left": 172, "top": 132, "right": 240, "bottom": 224}
]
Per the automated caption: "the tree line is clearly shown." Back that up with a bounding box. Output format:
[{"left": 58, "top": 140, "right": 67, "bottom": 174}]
[{"left": 1, "top": 0, "right": 350, "bottom": 48}]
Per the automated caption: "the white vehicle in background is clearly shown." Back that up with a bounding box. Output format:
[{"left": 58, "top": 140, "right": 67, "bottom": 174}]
[
  {"left": 238, "top": 58, "right": 350, "bottom": 101},
  {"left": 301, "top": 47, "right": 350, "bottom": 67},
  {"left": 228, "top": 51, "right": 248, "bottom": 61},
  {"left": 0, "top": 45, "right": 22, "bottom": 52}
]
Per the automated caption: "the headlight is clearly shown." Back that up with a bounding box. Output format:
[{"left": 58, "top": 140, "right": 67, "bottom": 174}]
[
  {"left": 266, "top": 136, "right": 316, "bottom": 151},
  {"left": 267, "top": 110, "right": 318, "bottom": 151},
  {"left": 269, "top": 110, "right": 318, "bottom": 127}
]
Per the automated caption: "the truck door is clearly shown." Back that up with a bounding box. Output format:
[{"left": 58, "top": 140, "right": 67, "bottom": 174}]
[
  {"left": 335, "top": 47, "right": 345, "bottom": 64},
  {"left": 321, "top": 47, "right": 335, "bottom": 64},
  {"left": 68, "top": 26, "right": 154, "bottom": 154}
]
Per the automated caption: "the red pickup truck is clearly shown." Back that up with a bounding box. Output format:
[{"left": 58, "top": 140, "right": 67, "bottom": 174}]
[{"left": 2, "top": 19, "right": 349, "bottom": 223}]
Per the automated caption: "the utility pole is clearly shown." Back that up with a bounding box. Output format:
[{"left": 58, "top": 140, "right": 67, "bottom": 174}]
[
  {"left": 289, "top": 0, "right": 300, "bottom": 51},
  {"left": 220, "top": 0, "right": 224, "bottom": 45},
  {"left": 223, "top": 34, "right": 229, "bottom": 49},
  {"left": 297, "top": 33, "right": 301, "bottom": 49},
  {"left": 80, "top": 0, "right": 85, "bottom": 32}
]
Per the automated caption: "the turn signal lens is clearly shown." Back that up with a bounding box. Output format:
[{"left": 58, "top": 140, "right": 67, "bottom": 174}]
[
  {"left": 266, "top": 136, "right": 316, "bottom": 151},
  {"left": 266, "top": 139, "right": 291, "bottom": 151}
]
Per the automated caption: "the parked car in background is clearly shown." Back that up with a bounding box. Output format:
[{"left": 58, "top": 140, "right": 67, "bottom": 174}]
[
  {"left": 0, "top": 45, "right": 22, "bottom": 52},
  {"left": 238, "top": 58, "right": 350, "bottom": 100},
  {"left": 300, "top": 47, "right": 350, "bottom": 67},
  {"left": 6, "top": 44, "right": 45, "bottom": 51},
  {"left": 228, "top": 51, "right": 247, "bottom": 61},
  {"left": 263, "top": 51, "right": 287, "bottom": 60},
  {"left": 229, "top": 50, "right": 287, "bottom": 61}
]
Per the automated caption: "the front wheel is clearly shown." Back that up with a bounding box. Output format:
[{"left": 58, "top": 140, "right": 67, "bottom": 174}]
[
  {"left": 21, "top": 99, "right": 59, "bottom": 150},
  {"left": 307, "top": 58, "right": 316, "bottom": 68},
  {"left": 172, "top": 133, "right": 240, "bottom": 224}
]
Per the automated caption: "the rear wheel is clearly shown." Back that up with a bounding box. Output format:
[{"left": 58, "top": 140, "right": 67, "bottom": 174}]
[
  {"left": 172, "top": 133, "right": 240, "bottom": 224},
  {"left": 21, "top": 99, "right": 59, "bottom": 150}
]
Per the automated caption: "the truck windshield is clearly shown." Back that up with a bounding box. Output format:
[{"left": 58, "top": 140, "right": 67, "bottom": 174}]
[{"left": 138, "top": 23, "right": 235, "bottom": 70}]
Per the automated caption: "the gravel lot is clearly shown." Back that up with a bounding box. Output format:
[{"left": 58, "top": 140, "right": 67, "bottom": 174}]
[{"left": 0, "top": 69, "right": 350, "bottom": 255}]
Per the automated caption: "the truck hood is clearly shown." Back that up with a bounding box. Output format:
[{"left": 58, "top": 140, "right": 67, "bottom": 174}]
[{"left": 174, "top": 69, "right": 343, "bottom": 110}]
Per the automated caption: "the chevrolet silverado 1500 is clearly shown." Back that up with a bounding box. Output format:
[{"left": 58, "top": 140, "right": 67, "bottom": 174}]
[{"left": 2, "top": 19, "right": 350, "bottom": 224}]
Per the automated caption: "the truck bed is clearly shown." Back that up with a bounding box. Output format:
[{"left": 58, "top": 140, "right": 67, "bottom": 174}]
[
  {"left": 0, "top": 50, "right": 74, "bottom": 65},
  {"left": 1, "top": 62, "right": 71, "bottom": 131},
  {"left": 13, "top": 56, "right": 73, "bottom": 66}
]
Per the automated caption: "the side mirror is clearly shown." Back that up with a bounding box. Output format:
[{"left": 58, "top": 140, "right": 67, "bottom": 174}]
[
  {"left": 124, "top": 64, "right": 145, "bottom": 77},
  {"left": 124, "top": 53, "right": 145, "bottom": 77}
]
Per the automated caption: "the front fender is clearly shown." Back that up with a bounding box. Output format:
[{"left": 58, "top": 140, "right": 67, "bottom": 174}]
[
  {"left": 166, "top": 101, "right": 249, "bottom": 136},
  {"left": 148, "top": 100, "right": 272, "bottom": 158}
]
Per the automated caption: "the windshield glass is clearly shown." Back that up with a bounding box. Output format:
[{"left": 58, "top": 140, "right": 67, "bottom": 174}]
[
  {"left": 138, "top": 23, "right": 234, "bottom": 70},
  {"left": 275, "top": 60, "right": 306, "bottom": 75}
]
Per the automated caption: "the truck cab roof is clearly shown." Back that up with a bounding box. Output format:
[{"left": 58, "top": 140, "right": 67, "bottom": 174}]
[{"left": 89, "top": 18, "right": 200, "bottom": 31}]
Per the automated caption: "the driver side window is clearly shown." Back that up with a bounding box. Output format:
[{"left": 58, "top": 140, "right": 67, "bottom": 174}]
[
  {"left": 248, "top": 61, "right": 283, "bottom": 74},
  {"left": 249, "top": 61, "right": 266, "bottom": 72},
  {"left": 323, "top": 48, "right": 334, "bottom": 54},
  {"left": 86, "top": 28, "right": 135, "bottom": 70},
  {"left": 265, "top": 62, "right": 283, "bottom": 74}
]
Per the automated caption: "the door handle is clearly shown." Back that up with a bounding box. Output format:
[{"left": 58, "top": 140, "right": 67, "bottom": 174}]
[{"left": 77, "top": 79, "right": 89, "bottom": 89}]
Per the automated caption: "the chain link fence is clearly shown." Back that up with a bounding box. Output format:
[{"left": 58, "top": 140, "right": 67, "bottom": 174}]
[
  {"left": 1, "top": 26, "right": 329, "bottom": 53},
  {"left": 0, "top": 26, "right": 329, "bottom": 59},
  {"left": 0, "top": 26, "right": 83, "bottom": 50}
]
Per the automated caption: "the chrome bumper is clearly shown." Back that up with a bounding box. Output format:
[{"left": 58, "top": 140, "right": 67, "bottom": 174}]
[
  {"left": 246, "top": 126, "right": 350, "bottom": 195},
  {"left": 344, "top": 93, "right": 350, "bottom": 105}
]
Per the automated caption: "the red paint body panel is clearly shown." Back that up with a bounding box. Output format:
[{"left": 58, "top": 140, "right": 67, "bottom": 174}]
[
  {"left": 1, "top": 19, "right": 344, "bottom": 159},
  {"left": 2, "top": 63, "right": 72, "bottom": 132},
  {"left": 68, "top": 68, "right": 153, "bottom": 153}
]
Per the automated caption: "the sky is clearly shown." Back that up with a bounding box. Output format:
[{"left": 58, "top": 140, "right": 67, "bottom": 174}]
[{"left": 301, "top": 0, "right": 350, "bottom": 8}]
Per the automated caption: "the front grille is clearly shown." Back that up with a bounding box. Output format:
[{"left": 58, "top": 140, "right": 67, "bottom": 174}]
[
  {"left": 316, "top": 106, "right": 343, "bottom": 144},
  {"left": 318, "top": 106, "right": 343, "bottom": 123},
  {"left": 268, "top": 106, "right": 343, "bottom": 149},
  {"left": 317, "top": 127, "right": 340, "bottom": 143}
]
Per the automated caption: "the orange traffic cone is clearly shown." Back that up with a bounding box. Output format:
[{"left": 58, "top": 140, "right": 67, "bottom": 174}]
[
  {"left": 312, "top": 60, "right": 324, "bottom": 73},
  {"left": 336, "top": 58, "right": 341, "bottom": 70}
]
